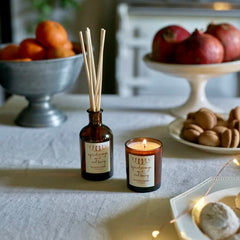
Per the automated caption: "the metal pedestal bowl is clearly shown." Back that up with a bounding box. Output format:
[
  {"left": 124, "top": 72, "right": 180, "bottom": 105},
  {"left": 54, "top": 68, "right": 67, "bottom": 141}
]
[{"left": 0, "top": 47, "right": 83, "bottom": 127}]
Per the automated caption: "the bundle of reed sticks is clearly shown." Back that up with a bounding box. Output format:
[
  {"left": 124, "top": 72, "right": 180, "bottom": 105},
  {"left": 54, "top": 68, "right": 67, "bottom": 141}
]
[{"left": 79, "top": 28, "right": 106, "bottom": 112}]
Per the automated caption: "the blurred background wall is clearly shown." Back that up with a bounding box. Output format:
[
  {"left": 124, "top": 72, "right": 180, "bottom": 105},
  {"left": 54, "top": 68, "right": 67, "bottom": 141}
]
[
  {"left": 10, "top": 0, "right": 117, "bottom": 94},
  {"left": 2, "top": 0, "right": 240, "bottom": 100}
]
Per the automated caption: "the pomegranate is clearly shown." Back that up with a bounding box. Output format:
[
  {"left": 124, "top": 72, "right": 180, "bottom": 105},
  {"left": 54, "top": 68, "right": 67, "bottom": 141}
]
[
  {"left": 174, "top": 29, "right": 224, "bottom": 64},
  {"left": 152, "top": 25, "right": 190, "bottom": 63},
  {"left": 206, "top": 22, "right": 240, "bottom": 62}
]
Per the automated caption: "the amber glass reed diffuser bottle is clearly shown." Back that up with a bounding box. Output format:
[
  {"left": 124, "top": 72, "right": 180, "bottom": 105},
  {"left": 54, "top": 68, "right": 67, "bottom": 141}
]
[
  {"left": 80, "top": 109, "right": 113, "bottom": 180},
  {"left": 79, "top": 28, "right": 113, "bottom": 180}
]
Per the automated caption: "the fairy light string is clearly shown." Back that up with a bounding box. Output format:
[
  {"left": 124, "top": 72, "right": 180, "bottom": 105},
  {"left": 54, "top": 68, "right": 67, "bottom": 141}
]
[
  {"left": 152, "top": 158, "right": 240, "bottom": 239},
  {"left": 204, "top": 158, "right": 234, "bottom": 197}
]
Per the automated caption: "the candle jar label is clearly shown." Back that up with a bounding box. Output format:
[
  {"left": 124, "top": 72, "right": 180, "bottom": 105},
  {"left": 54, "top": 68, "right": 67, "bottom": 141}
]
[
  {"left": 85, "top": 141, "right": 110, "bottom": 174},
  {"left": 129, "top": 154, "right": 154, "bottom": 188}
]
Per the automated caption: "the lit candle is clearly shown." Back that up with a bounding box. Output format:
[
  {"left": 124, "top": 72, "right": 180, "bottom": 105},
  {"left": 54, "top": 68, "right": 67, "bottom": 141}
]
[
  {"left": 125, "top": 137, "right": 163, "bottom": 192},
  {"left": 128, "top": 139, "right": 160, "bottom": 151}
]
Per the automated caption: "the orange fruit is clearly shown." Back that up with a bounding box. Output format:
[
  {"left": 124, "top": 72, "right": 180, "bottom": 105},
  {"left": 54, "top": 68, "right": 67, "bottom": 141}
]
[
  {"left": 0, "top": 44, "right": 20, "bottom": 60},
  {"left": 46, "top": 47, "right": 76, "bottom": 59},
  {"left": 62, "top": 40, "right": 73, "bottom": 50},
  {"left": 36, "top": 20, "right": 68, "bottom": 48},
  {"left": 19, "top": 38, "right": 46, "bottom": 60}
]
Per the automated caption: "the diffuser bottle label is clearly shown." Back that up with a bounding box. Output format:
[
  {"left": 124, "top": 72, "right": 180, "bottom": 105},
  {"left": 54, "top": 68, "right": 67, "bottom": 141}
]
[
  {"left": 85, "top": 141, "right": 110, "bottom": 173},
  {"left": 129, "top": 154, "right": 154, "bottom": 187}
]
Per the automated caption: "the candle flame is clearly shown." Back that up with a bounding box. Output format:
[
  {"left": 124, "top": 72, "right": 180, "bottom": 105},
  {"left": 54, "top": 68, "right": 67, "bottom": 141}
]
[
  {"left": 143, "top": 139, "right": 147, "bottom": 148},
  {"left": 233, "top": 158, "right": 240, "bottom": 166},
  {"left": 152, "top": 230, "right": 159, "bottom": 238}
]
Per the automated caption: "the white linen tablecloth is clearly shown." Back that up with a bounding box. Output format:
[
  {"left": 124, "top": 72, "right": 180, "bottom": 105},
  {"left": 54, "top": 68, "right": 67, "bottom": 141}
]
[{"left": 0, "top": 94, "right": 239, "bottom": 240}]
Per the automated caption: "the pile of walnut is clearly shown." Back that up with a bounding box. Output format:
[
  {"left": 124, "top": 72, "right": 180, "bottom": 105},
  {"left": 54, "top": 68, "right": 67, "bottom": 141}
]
[{"left": 182, "top": 107, "right": 240, "bottom": 148}]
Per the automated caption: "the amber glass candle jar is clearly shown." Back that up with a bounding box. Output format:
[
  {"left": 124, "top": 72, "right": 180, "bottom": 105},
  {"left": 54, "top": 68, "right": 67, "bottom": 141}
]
[
  {"left": 125, "top": 137, "right": 162, "bottom": 192},
  {"left": 80, "top": 109, "right": 113, "bottom": 181}
]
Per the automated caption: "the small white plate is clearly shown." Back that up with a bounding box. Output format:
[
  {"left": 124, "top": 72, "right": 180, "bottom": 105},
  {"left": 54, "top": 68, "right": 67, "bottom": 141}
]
[
  {"left": 192, "top": 186, "right": 240, "bottom": 228},
  {"left": 168, "top": 118, "right": 240, "bottom": 154},
  {"left": 170, "top": 177, "right": 240, "bottom": 240}
]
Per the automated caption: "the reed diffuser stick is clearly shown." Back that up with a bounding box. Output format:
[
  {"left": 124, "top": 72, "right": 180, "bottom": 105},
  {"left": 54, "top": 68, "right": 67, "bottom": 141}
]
[
  {"left": 79, "top": 31, "right": 94, "bottom": 111},
  {"left": 87, "top": 28, "right": 97, "bottom": 92},
  {"left": 85, "top": 28, "right": 96, "bottom": 111},
  {"left": 96, "top": 28, "right": 106, "bottom": 111},
  {"left": 79, "top": 28, "right": 106, "bottom": 112}
]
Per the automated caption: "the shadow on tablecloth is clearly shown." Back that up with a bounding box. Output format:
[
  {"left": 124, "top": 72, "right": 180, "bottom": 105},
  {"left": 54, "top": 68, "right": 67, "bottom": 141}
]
[
  {"left": 0, "top": 113, "right": 17, "bottom": 126},
  {"left": 0, "top": 168, "right": 129, "bottom": 192},
  {"left": 104, "top": 197, "right": 179, "bottom": 240}
]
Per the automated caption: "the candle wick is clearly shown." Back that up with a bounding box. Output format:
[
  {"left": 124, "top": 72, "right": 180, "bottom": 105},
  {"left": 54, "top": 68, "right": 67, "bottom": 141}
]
[{"left": 143, "top": 139, "right": 147, "bottom": 149}]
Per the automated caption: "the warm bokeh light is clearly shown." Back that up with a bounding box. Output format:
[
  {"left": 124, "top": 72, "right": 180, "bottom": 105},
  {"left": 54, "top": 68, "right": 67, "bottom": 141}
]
[
  {"left": 233, "top": 158, "right": 240, "bottom": 166},
  {"left": 194, "top": 197, "right": 206, "bottom": 212},
  {"left": 213, "top": 2, "right": 232, "bottom": 11},
  {"left": 192, "top": 196, "right": 206, "bottom": 223},
  {"left": 180, "top": 231, "right": 187, "bottom": 239},
  {"left": 152, "top": 230, "right": 160, "bottom": 238}
]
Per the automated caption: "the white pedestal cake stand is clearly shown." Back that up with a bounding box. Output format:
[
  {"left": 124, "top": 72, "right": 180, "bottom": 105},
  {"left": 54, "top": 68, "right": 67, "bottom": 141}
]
[{"left": 143, "top": 54, "right": 240, "bottom": 117}]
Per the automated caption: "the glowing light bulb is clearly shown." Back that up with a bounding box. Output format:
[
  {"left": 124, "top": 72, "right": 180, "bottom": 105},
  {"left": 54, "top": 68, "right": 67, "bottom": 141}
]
[
  {"left": 194, "top": 197, "right": 206, "bottom": 211},
  {"left": 180, "top": 231, "right": 187, "bottom": 238},
  {"left": 233, "top": 159, "right": 240, "bottom": 166},
  {"left": 152, "top": 230, "right": 159, "bottom": 238}
]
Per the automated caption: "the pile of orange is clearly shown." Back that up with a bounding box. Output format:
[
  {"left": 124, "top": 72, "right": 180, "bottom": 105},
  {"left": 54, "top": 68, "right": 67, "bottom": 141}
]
[{"left": 0, "top": 20, "right": 78, "bottom": 61}]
